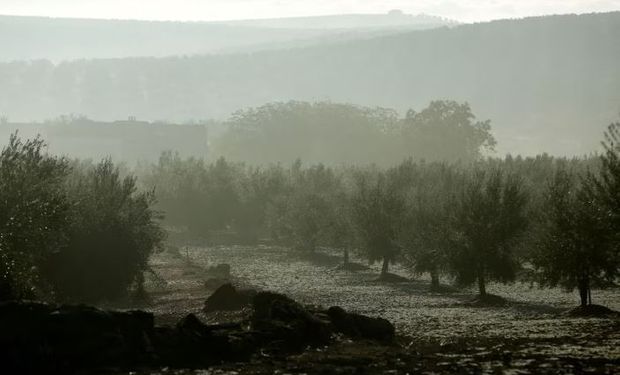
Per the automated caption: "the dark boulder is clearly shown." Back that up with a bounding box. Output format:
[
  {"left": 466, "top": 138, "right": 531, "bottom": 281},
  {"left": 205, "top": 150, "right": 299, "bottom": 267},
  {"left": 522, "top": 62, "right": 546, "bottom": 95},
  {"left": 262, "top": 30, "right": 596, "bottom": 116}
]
[
  {"left": 203, "top": 283, "right": 254, "bottom": 312},
  {"left": 327, "top": 306, "right": 395, "bottom": 342},
  {"left": 251, "top": 292, "right": 332, "bottom": 350},
  {"left": 0, "top": 301, "right": 155, "bottom": 373},
  {"left": 154, "top": 313, "right": 251, "bottom": 366}
]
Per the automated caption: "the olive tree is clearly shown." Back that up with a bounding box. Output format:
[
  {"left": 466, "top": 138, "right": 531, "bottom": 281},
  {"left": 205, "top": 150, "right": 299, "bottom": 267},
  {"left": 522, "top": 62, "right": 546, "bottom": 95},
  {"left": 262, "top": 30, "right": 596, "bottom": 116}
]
[
  {"left": 532, "top": 122, "right": 620, "bottom": 307},
  {"left": 532, "top": 168, "right": 614, "bottom": 307},
  {"left": 451, "top": 168, "right": 529, "bottom": 296},
  {"left": 400, "top": 164, "right": 460, "bottom": 289},
  {"left": 350, "top": 170, "right": 405, "bottom": 277},
  {"left": 0, "top": 134, "right": 70, "bottom": 300},
  {"left": 46, "top": 159, "right": 166, "bottom": 303}
]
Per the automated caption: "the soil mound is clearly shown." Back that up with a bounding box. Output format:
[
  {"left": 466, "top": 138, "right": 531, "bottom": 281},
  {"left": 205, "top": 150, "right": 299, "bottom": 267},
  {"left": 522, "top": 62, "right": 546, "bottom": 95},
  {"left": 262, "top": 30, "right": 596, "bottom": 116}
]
[
  {"left": 462, "top": 294, "right": 508, "bottom": 307},
  {"left": 429, "top": 284, "right": 460, "bottom": 293},
  {"left": 567, "top": 304, "right": 619, "bottom": 318},
  {"left": 375, "top": 272, "right": 410, "bottom": 283},
  {"left": 335, "top": 262, "right": 370, "bottom": 272}
]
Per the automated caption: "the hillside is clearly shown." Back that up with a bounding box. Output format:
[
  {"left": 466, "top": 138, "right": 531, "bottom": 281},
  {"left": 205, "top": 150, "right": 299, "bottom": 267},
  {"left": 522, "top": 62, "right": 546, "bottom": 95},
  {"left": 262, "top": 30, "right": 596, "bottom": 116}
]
[
  {"left": 0, "top": 12, "right": 619, "bottom": 155},
  {"left": 0, "top": 12, "right": 451, "bottom": 62},
  {"left": 217, "top": 10, "right": 455, "bottom": 29}
]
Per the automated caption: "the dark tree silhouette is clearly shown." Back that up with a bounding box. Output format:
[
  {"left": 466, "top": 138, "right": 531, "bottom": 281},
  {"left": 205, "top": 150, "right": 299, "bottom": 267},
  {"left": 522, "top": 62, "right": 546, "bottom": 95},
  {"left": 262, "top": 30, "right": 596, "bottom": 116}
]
[
  {"left": 532, "top": 168, "right": 615, "bottom": 307},
  {"left": 0, "top": 134, "right": 70, "bottom": 300}
]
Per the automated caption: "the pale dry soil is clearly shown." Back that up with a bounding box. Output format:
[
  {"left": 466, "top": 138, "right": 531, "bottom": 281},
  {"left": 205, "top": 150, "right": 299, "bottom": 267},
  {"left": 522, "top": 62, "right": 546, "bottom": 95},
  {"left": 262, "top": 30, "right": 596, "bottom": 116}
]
[{"left": 141, "top": 245, "right": 620, "bottom": 374}]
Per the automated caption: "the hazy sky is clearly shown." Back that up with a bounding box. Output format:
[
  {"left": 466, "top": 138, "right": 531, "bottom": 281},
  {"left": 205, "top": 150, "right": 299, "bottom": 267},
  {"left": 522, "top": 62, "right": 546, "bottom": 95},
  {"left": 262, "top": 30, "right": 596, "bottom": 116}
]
[{"left": 1, "top": 0, "right": 619, "bottom": 22}]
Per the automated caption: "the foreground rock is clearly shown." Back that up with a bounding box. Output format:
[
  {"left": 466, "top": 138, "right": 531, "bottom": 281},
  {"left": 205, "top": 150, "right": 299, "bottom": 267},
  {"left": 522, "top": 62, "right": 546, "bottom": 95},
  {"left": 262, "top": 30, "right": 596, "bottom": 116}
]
[
  {"left": 203, "top": 283, "right": 255, "bottom": 312},
  {"left": 0, "top": 291, "right": 395, "bottom": 374},
  {"left": 0, "top": 301, "right": 155, "bottom": 374},
  {"left": 327, "top": 306, "right": 395, "bottom": 341}
]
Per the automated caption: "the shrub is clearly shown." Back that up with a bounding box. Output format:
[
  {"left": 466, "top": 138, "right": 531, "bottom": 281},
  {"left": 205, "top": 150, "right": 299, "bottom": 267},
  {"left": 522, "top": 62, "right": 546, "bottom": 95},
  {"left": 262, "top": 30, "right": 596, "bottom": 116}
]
[{"left": 44, "top": 159, "right": 165, "bottom": 303}]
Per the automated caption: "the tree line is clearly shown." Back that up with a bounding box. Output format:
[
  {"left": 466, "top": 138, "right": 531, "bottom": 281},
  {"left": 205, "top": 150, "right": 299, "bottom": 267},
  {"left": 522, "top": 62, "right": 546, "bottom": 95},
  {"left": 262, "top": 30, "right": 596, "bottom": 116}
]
[
  {"left": 212, "top": 100, "right": 496, "bottom": 166},
  {"left": 1, "top": 117, "right": 618, "bottom": 309},
  {"left": 142, "top": 122, "right": 619, "bottom": 307}
]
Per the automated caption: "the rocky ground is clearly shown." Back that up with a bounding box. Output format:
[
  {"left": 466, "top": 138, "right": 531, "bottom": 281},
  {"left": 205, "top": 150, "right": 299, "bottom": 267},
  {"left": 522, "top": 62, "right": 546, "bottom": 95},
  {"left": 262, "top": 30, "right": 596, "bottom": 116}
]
[{"left": 137, "top": 245, "right": 620, "bottom": 374}]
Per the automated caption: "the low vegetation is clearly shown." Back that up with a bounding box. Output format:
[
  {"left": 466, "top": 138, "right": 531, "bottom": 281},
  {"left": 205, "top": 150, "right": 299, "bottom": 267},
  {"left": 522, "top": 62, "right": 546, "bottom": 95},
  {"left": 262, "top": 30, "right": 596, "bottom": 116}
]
[{"left": 141, "top": 115, "right": 619, "bottom": 309}]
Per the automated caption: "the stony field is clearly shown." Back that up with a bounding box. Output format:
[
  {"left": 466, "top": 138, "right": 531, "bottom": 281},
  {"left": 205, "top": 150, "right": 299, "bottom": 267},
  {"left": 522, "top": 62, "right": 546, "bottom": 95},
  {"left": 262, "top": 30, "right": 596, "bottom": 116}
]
[{"left": 143, "top": 245, "right": 620, "bottom": 374}]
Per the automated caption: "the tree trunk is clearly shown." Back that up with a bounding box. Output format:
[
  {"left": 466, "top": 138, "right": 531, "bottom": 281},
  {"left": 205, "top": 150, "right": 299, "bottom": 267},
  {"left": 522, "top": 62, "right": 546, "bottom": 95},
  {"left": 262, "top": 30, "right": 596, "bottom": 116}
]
[
  {"left": 578, "top": 278, "right": 590, "bottom": 307},
  {"left": 430, "top": 268, "right": 440, "bottom": 289},
  {"left": 381, "top": 257, "right": 389, "bottom": 276},
  {"left": 343, "top": 247, "right": 349, "bottom": 265},
  {"left": 478, "top": 273, "right": 486, "bottom": 297}
]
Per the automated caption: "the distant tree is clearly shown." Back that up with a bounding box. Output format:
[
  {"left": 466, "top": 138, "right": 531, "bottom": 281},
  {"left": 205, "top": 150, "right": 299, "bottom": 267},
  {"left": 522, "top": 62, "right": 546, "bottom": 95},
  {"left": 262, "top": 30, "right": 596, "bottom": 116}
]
[
  {"left": 0, "top": 134, "right": 70, "bottom": 300},
  {"left": 532, "top": 169, "right": 615, "bottom": 307},
  {"left": 234, "top": 165, "right": 289, "bottom": 243},
  {"left": 214, "top": 101, "right": 400, "bottom": 166},
  {"left": 279, "top": 163, "right": 340, "bottom": 251},
  {"left": 324, "top": 188, "right": 357, "bottom": 265},
  {"left": 143, "top": 151, "right": 210, "bottom": 235},
  {"left": 351, "top": 170, "right": 405, "bottom": 276},
  {"left": 402, "top": 101, "right": 496, "bottom": 162},
  {"left": 451, "top": 168, "right": 528, "bottom": 296},
  {"left": 144, "top": 154, "right": 244, "bottom": 240}
]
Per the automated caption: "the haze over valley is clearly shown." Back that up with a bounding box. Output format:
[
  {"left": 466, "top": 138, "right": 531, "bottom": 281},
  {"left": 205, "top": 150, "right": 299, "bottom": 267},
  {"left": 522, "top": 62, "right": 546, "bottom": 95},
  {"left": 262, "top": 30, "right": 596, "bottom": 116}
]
[{"left": 1, "top": 11, "right": 618, "bottom": 158}]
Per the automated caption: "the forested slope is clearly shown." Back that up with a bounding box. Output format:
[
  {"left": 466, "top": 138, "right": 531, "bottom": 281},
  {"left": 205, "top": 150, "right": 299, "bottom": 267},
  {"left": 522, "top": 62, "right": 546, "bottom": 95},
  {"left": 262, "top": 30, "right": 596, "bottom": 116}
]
[{"left": 0, "top": 12, "right": 618, "bottom": 155}]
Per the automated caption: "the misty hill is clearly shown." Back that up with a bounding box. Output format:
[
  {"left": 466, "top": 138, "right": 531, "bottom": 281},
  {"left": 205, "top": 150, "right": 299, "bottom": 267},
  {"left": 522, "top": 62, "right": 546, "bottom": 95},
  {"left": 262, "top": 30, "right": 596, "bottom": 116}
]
[
  {"left": 0, "top": 12, "right": 619, "bottom": 156},
  {"left": 0, "top": 12, "right": 452, "bottom": 62},
  {"left": 217, "top": 10, "right": 455, "bottom": 29},
  {"left": 0, "top": 117, "right": 208, "bottom": 162}
]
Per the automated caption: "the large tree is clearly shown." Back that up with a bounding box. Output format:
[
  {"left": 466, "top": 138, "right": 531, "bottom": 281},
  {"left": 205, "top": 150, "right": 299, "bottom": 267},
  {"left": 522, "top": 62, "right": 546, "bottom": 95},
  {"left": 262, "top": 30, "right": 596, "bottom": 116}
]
[
  {"left": 451, "top": 168, "right": 528, "bottom": 296},
  {"left": 402, "top": 100, "right": 496, "bottom": 162},
  {"left": 214, "top": 101, "right": 399, "bottom": 166}
]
